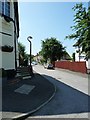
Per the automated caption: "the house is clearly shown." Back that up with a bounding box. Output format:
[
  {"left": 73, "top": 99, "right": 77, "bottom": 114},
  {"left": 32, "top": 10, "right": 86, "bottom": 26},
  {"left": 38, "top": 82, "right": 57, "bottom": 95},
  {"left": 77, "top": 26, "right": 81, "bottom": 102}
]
[
  {"left": 33, "top": 53, "right": 43, "bottom": 63},
  {"left": 74, "top": 45, "right": 86, "bottom": 62},
  {"left": 0, "top": 0, "right": 19, "bottom": 77},
  {"left": 73, "top": 42, "right": 90, "bottom": 73}
]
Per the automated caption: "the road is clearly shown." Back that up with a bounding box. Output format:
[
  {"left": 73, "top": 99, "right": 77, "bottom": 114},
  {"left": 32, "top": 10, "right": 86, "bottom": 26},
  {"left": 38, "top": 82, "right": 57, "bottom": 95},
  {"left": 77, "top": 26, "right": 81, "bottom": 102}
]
[{"left": 29, "top": 64, "right": 90, "bottom": 118}]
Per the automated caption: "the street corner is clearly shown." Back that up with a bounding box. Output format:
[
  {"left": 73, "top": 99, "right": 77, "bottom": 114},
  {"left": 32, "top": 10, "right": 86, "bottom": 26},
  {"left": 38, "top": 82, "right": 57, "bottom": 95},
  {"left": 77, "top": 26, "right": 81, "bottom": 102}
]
[{"left": 2, "top": 73, "right": 56, "bottom": 119}]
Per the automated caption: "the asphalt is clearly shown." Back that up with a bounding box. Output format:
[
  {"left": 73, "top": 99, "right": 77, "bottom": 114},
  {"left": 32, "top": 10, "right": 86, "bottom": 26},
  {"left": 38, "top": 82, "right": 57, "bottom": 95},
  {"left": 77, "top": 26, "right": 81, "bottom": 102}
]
[{"left": 2, "top": 72, "right": 56, "bottom": 119}]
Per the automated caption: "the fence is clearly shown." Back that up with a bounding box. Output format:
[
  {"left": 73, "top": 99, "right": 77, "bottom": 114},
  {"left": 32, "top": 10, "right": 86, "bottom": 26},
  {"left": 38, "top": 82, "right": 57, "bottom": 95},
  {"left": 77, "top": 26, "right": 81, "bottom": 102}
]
[{"left": 55, "top": 61, "right": 87, "bottom": 73}]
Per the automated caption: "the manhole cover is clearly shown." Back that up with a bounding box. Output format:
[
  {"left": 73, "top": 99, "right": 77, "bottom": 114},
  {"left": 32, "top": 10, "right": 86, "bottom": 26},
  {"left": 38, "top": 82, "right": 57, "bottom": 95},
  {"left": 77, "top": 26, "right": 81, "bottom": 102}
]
[{"left": 15, "top": 84, "right": 35, "bottom": 95}]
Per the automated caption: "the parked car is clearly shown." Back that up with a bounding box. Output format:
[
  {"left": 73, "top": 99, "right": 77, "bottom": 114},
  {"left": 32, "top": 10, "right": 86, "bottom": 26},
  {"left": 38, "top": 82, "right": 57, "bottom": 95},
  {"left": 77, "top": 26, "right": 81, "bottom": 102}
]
[
  {"left": 31, "top": 61, "right": 38, "bottom": 65},
  {"left": 44, "top": 63, "right": 54, "bottom": 69}
]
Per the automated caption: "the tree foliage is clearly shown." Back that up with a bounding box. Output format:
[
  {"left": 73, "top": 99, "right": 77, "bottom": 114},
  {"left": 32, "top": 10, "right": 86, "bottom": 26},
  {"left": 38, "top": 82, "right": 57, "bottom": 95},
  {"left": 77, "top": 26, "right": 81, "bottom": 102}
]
[
  {"left": 65, "top": 3, "right": 90, "bottom": 58},
  {"left": 40, "top": 37, "right": 66, "bottom": 63},
  {"left": 18, "top": 42, "right": 28, "bottom": 66},
  {"left": 18, "top": 42, "right": 26, "bottom": 59}
]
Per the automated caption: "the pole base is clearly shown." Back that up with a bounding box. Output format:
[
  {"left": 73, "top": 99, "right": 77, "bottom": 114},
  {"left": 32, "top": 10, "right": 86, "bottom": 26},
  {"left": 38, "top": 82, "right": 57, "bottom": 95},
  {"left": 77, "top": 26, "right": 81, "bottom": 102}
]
[{"left": 28, "top": 65, "right": 33, "bottom": 76}]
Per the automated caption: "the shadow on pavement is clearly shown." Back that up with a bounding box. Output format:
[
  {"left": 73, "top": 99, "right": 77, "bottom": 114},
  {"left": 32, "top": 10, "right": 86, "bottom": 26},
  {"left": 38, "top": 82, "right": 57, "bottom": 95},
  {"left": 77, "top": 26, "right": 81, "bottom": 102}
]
[
  {"left": 31, "top": 74, "right": 90, "bottom": 116},
  {"left": 2, "top": 73, "right": 55, "bottom": 118}
]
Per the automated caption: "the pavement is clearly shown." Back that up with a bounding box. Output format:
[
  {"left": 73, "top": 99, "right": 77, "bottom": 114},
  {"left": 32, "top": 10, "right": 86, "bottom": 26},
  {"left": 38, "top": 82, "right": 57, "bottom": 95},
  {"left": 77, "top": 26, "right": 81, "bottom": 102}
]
[
  {"left": 33, "top": 65, "right": 89, "bottom": 95},
  {"left": 1, "top": 72, "right": 56, "bottom": 119}
]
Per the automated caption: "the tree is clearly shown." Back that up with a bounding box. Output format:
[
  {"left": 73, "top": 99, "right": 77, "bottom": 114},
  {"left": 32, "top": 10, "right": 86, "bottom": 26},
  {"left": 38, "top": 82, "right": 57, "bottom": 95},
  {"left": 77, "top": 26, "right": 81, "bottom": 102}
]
[
  {"left": 65, "top": 3, "right": 90, "bottom": 59},
  {"left": 40, "top": 37, "right": 66, "bottom": 63},
  {"left": 18, "top": 42, "right": 26, "bottom": 66},
  {"left": 18, "top": 42, "right": 26, "bottom": 55},
  {"left": 18, "top": 42, "right": 34, "bottom": 66}
]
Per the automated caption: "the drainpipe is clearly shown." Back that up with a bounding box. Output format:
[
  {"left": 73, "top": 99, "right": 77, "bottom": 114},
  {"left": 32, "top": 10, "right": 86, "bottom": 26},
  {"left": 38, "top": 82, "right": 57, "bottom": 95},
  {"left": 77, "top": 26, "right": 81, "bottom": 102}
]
[
  {"left": 14, "top": 20, "right": 17, "bottom": 72},
  {"left": 13, "top": 2, "right": 19, "bottom": 72}
]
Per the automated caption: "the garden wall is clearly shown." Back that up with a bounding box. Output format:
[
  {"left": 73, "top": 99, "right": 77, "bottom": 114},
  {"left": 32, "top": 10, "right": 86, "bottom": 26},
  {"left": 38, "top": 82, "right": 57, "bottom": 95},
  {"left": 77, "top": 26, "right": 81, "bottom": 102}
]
[{"left": 55, "top": 61, "right": 87, "bottom": 73}]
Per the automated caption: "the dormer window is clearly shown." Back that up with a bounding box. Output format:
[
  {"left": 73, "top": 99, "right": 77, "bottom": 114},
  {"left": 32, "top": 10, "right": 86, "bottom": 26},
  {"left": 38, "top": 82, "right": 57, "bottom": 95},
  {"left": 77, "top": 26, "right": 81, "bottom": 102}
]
[{"left": 0, "top": 0, "right": 10, "bottom": 17}]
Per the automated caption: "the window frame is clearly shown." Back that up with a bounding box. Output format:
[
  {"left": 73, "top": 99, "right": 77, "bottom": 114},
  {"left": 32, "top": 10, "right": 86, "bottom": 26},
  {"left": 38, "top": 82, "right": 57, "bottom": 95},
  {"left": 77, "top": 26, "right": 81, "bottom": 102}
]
[{"left": 0, "top": 0, "right": 10, "bottom": 18}]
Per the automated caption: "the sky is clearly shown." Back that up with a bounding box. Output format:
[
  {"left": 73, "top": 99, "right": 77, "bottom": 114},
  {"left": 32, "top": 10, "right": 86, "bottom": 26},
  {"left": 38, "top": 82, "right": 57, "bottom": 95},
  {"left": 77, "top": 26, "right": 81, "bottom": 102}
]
[{"left": 18, "top": 2, "right": 88, "bottom": 56}]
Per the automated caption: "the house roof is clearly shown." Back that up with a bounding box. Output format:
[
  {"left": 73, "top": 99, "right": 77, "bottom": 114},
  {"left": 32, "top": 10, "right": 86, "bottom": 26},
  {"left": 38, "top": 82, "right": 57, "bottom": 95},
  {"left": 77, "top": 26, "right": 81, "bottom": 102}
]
[{"left": 73, "top": 42, "right": 79, "bottom": 47}]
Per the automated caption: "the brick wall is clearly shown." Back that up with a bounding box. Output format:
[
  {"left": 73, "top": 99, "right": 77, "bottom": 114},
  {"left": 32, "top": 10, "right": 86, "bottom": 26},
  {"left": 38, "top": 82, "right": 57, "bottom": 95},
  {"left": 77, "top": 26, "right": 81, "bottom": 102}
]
[{"left": 55, "top": 61, "right": 87, "bottom": 73}]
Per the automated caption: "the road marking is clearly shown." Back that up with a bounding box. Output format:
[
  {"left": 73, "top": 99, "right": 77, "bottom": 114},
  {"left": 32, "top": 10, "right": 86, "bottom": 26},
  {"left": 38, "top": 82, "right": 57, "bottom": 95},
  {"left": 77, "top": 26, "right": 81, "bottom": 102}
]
[{"left": 15, "top": 84, "right": 35, "bottom": 95}]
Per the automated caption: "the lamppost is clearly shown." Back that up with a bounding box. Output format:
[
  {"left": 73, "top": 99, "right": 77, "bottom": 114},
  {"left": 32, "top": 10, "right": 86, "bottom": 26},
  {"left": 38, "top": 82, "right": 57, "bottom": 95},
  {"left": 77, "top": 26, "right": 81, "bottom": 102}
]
[{"left": 27, "top": 36, "right": 33, "bottom": 74}]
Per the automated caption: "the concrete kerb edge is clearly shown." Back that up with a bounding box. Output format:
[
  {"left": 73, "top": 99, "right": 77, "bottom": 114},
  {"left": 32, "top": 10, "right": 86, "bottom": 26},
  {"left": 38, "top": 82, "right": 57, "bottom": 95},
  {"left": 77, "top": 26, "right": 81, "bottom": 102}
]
[{"left": 12, "top": 74, "right": 56, "bottom": 120}]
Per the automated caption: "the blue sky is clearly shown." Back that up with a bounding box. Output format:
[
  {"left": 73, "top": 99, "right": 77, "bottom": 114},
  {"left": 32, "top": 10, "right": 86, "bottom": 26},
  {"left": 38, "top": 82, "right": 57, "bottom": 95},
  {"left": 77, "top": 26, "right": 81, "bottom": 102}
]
[{"left": 18, "top": 2, "right": 88, "bottom": 56}]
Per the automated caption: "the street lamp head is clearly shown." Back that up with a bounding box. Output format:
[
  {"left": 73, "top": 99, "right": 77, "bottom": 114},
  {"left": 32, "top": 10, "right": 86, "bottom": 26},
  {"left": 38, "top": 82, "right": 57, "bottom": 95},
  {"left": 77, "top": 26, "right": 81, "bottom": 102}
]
[
  {"left": 27, "top": 36, "right": 33, "bottom": 42},
  {"left": 28, "top": 36, "right": 33, "bottom": 39}
]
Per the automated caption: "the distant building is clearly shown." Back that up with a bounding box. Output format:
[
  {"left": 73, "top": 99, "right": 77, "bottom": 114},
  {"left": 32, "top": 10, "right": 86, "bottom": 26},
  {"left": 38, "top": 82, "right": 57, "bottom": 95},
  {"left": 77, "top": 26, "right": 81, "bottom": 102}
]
[
  {"left": 73, "top": 45, "right": 86, "bottom": 62},
  {"left": 73, "top": 41, "right": 90, "bottom": 73},
  {"left": 0, "top": 0, "right": 19, "bottom": 76},
  {"left": 33, "top": 53, "right": 43, "bottom": 63}
]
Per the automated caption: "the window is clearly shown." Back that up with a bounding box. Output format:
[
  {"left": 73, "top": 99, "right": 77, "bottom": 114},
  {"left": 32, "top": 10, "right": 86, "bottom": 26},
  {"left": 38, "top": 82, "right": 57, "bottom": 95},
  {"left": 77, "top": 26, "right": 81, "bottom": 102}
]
[
  {"left": 0, "top": 1, "right": 2, "bottom": 14},
  {"left": 0, "top": 0, "right": 10, "bottom": 17}
]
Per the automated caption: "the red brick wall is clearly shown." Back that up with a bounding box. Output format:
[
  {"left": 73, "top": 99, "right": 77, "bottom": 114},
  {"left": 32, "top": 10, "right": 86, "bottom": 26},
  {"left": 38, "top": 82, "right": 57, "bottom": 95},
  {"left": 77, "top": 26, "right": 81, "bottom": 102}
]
[{"left": 55, "top": 61, "right": 87, "bottom": 73}]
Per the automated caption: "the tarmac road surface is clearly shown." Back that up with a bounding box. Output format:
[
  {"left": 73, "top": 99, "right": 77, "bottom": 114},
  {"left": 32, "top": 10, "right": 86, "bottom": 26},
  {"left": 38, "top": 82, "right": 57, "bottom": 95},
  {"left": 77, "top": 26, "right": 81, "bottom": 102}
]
[{"left": 29, "top": 64, "right": 90, "bottom": 119}]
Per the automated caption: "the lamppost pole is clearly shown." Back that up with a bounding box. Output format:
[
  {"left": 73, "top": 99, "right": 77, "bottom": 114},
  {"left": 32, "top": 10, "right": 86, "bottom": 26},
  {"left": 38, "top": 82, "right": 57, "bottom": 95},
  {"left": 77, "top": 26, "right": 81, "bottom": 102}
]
[
  {"left": 27, "top": 36, "right": 33, "bottom": 74},
  {"left": 30, "top": 41, "right": 31, "bottom": 66}
]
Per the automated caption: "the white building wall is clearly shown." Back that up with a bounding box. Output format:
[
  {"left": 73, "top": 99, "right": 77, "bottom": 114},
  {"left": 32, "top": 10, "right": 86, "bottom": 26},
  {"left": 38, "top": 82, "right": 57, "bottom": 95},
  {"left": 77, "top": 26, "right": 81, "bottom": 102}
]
[
  {"left": 75, "top": 53, "right": 86, "bottom": 62},
  {"left": 86, "top": 59, "right": 90, "bottom": 68},
  {"left": 75, "top": 47, "right": 86, "bottom": 62},
  {"left": 0, "top": 19, "right": 2, "bottom": 69},
  {"left": 0, "top": 1, "right": 16, "bottom": 70},
  {"left": 74, "top": 47, "right": 90, "bottom": 73},
  {"left": 75, "top": 52, "right": 79, "bottom": 61}
]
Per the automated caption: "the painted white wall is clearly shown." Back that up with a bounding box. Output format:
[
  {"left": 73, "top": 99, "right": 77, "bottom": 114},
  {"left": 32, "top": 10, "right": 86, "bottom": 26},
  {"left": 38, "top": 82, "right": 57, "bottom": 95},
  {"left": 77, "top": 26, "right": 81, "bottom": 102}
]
[
  {"left": 86, "top": 59, "right": 90, "bottom": 69},
  {"left": 75, "top": 53, "right": 86, "bottom": 62},
  {"left": 0, "top": 1, "right": 17, "bottom": 70},
  {"left": 75, "top": 47, "right": 86, "bottom": 62},
  {"left": 0, "top": 16, "right": 2, "bottom": 69},
  {"left": 74, "top": 47, "right": 90, "bottom": 73},
  {"left": 1, "top": 19, "right": 15, "bottom": 70}
]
